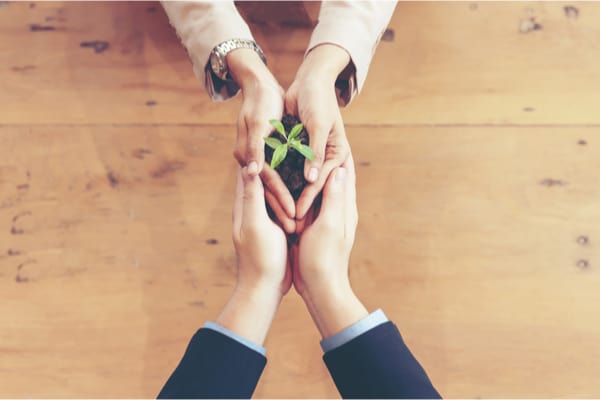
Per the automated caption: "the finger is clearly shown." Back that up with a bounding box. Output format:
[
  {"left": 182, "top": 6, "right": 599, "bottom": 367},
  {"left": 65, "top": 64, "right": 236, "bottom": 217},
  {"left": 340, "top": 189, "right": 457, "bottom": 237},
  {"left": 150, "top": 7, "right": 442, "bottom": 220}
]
[
  {"left": 316, "top": 167, "right": 347, "bottom": 228},
  {"left": 342, "top": 152, "right": 358, "bottom": 236},
  {"left": 241, "top": 166, "right": 268, "bottom": 225},
  {"left": 295, "top": 195, "right": 318, "bottom": 234},
  {"left": 232, "top": 167, "right": 244, "bottom": 241},
  {"left": 288, "top": 242, "right": 299, "bottom": 279},
  {"left": 233, "top": 148, "right": 245, "bottom": 167},
  {"left": 295, "top": 212, "right": 309, "bottom": 234},
  {"left": 245, "top": 118, "right": 268, "bottom": 176},
  {"left": 304, "top": 121, "right": 328, "bottom": 184},
  {"left": 234, "top": 113, "right": 248, "bottom": 166},
  {"left": 265, "top": 188, "right": 296, "bottom": 234},
  {"left": 260, "top": 165, "right": 295, "bottom": 219},
  {"left": 342, "top": 151, "right": 356, "bottom": 202},
  {"left": 295, "top": 157, "right": 338, "bottom": 220}
]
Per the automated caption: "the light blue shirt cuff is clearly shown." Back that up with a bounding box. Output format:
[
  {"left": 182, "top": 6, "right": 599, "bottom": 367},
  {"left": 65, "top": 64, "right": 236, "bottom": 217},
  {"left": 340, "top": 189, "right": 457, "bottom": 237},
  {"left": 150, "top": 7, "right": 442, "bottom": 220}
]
[
  {"left": 203, "top": 321, "right": 267, "bottom": 356},
  {"left": 320, "top": 309, "right": 388, "bottom": 353}
]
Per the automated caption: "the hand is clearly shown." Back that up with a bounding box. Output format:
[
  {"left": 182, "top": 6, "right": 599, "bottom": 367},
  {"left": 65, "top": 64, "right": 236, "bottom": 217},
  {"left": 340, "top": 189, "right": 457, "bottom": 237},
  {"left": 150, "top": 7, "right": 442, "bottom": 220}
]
[
  {"left": 290, "top": 154, "right": 368, "bottom": 338},
  {"left": 285, "top": 44, "right": 352, "bottom": 222},
  {"left": 216, "top": 166, "right": 291, "bottom": 345},
  {"left": 228, "top": 48, "right": 296, "bottom": 233},
  {"left": 232, "top": 167, "right": 291, "bottom": 297}
]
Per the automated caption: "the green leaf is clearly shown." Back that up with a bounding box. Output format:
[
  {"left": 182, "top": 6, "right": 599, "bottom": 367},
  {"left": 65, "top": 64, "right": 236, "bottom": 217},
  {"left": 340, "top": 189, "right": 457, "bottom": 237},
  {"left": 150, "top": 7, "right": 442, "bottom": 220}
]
[
  {"left": 264, "top": 137, "right": 283, "bottom": 150},
  {"left": 270, "top": 144, "right": 288, "bottom": 169},
  {"left": 288, "top": 123, "right": 304, "bottom": 141},
  {"left": 269, "top": 119, "right": 287, "bottom": 139},
  {"left": 291, "top": 142, "right": 315, "bottom": 161},
  {"left": 289, "top": 141, "right": 302, "bottom": 152}
]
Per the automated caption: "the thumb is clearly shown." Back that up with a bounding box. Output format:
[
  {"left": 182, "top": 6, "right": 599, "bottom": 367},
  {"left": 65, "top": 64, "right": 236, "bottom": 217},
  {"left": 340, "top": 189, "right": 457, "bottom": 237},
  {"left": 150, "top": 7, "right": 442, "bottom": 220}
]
[
  {"left": 304, "top": 123, "right": 328, "bottom": 184},
  {"left": 245, "top": 124, "right": 267, "bottom": 177},
  {"left": 316, "top": 167, "right": 346, "bottom": 226}
]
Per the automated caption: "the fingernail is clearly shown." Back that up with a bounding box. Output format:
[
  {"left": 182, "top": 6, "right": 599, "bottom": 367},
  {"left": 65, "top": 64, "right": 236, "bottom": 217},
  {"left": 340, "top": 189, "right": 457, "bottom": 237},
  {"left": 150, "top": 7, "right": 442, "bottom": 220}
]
[
  {"left": 248, "top": 161, "right": 258, "bottom": 176},
  {"left": 335, "top": 168, "right": 346, "bottom": 184},
  {"left": 308, "top": 167, "right": 319, "bottom": 183}
]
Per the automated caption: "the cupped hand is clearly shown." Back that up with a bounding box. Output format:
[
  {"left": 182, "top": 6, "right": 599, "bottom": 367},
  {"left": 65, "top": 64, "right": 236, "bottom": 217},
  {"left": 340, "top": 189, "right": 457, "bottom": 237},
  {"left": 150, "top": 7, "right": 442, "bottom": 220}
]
[
  {"left": 289, "top": 153, "right": 367, "bottom": 338},
  {"left": 290, "top": 153, "right": 357, "bottom": 298},
  {"left": 229, "top": 48, "right": 296, "bottom": 233},
  {"left": 285, "top": 44, "right": 351, "bottom": 222},
  {"left": 233, "top": 166, "right": 291, "bottom": 297}
]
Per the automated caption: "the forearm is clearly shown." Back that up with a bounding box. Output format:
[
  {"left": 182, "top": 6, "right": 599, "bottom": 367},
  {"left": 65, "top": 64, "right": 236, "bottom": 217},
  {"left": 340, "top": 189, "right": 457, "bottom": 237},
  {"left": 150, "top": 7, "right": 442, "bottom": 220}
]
[
  {"left": 323, "top": 321, "right": 441, "bottom": 399},
  {"left": 158, "top": 327, "right": 267, "bottom": 398},
  {"left": 216, "top": 282, "right": 282, "bottom": 346},
  {"left": 301, "top": 281, "right": 368, "bottom": 339},
  {"left": 158, "top": 282, "right": 278, "bottom": 399}
]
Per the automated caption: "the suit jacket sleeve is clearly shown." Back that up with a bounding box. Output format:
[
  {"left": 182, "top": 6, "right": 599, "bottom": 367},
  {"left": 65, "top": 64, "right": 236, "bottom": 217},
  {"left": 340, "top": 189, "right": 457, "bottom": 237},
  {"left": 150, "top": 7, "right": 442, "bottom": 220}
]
[
  {"left": 323, "top": 321, "right": 441, "bottom": 399},
  {"left": 308, "top": 1, "right": 397, "bottom": 105},
  {"left": 158, "top": 328, "right": 266, "bottom": 399}
]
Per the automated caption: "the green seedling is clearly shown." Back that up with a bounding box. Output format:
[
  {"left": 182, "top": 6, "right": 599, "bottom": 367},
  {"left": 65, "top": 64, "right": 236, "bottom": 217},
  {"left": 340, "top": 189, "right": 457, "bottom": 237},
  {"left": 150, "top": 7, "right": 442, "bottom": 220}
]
[{"left": 264, "top": 119, "right": 315, "bottom": 169}]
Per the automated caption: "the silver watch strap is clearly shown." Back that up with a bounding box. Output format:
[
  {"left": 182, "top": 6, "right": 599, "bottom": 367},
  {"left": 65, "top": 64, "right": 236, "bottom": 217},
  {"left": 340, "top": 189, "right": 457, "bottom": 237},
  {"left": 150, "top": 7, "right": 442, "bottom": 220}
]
[
  {"left": 215, "top": 39, "right": 266, "bottom": 65},
  {"left": 206, "top": 39, "right": 267, "bottom": 101}
]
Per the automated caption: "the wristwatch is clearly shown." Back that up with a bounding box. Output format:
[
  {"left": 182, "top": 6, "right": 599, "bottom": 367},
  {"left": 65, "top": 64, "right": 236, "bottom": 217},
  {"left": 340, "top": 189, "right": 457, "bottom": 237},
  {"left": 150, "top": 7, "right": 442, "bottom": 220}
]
[{"left": 209, "top": 39, "right": 267, "bottom": 81}]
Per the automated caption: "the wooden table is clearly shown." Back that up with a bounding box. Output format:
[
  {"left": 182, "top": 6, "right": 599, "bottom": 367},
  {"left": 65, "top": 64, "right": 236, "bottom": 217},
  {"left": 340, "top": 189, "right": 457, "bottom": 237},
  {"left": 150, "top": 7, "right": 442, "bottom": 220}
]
[{"left": 1, "top": 2, "right": 599, "bottom": 397}]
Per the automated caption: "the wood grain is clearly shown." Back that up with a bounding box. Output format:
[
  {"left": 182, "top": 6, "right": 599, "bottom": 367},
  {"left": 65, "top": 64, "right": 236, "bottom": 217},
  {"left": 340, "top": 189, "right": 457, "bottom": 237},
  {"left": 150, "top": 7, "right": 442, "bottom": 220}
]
[
  {"left": 1, "top": 2, "right": 600, "bottom": 125},
  {"left": 1, "top": 126, "right": 599, "bottom": 397},
  {"left": 1, "top": 1, "right": 600, "bottom": 398}
]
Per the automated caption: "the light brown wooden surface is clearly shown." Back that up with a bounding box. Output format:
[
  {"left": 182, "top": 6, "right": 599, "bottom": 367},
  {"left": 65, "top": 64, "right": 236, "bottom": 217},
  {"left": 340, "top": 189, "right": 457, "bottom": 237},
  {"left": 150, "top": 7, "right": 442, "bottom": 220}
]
[
  {"left": 1, "top": 1, "right": 599, "bottom": 398},
  {"left": 3, "top": 1, "right": 600, "bottom": 125}
]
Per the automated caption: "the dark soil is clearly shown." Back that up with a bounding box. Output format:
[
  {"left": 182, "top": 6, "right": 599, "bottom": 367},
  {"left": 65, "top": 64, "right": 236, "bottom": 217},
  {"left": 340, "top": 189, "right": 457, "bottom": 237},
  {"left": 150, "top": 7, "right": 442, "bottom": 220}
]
[{"left": 265, "top": 114, "right": 309, "bottom": 200}]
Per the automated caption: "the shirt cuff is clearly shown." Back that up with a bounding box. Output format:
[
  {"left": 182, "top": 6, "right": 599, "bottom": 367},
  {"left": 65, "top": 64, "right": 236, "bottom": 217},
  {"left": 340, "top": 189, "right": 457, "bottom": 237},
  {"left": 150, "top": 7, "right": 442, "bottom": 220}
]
[
  {"left": 204, "top": 68, "right": 243, "bottom": 102},
  {"left": 320, "top": 309, "right": 389, "bottom": 353},
  {"left": 203, "top": 321, "right": 267, "bottom": 356}
]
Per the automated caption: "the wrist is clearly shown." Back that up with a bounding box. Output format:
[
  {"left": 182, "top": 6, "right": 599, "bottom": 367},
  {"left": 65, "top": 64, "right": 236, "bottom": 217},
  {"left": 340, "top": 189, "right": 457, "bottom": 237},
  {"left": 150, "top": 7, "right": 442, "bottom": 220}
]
[
  {"left": 297, "top": 44, "right": 351, "bottom": 85},
  {"left": 301, "top": 281, "right": 368, "bottom": 339},
  {"left": 235, "top": 279, "right": 284, "bottom": 307},
  {"left": 227, "top": 48, "right": 272, "bottom": 91},
  {"left": 216, "top": 281, "right": 282, "bottom": 346}
]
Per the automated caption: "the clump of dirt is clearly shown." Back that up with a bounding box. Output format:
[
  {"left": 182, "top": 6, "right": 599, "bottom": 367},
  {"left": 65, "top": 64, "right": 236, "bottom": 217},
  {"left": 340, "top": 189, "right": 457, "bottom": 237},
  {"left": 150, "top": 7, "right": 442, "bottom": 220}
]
[{"left": 264, "top": 114, "right": 309, "bottom": 200}]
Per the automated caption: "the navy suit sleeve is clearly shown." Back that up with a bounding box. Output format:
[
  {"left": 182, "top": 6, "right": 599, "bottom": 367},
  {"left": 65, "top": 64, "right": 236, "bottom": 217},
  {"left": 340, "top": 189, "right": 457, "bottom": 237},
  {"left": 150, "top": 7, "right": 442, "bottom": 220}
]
[
  {"left": 323, "top": 321, "right": 441, "bottom": 399},
  {"left": 158, "top": 328, "right": 266, "bottom": 399}
]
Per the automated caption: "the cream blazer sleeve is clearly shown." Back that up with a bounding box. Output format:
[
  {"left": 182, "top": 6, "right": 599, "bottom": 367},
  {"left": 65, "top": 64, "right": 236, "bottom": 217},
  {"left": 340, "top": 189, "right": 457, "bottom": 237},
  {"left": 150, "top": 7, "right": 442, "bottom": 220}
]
[
  {"left": 161, "top": 1, "right": 255, "bottom": 101},
  {"left": 161, "top": 1, "right": 397, "bottom": 105},
  {"left": 309, "top": 1, "right": 397, "bottom": 105}
]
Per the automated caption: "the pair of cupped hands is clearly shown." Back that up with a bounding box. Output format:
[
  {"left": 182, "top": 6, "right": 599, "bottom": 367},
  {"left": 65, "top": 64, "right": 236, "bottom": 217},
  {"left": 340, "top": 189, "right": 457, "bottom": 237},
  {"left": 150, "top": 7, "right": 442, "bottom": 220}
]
[
  {"left": 231, "top": 156, "right": 360, "bottom": 342},
  {"left": 218, "top": 45, "right": 365, "bottom": 341},
  {"left": 229, "top": 44, "right": 352, "bottom": 234}
]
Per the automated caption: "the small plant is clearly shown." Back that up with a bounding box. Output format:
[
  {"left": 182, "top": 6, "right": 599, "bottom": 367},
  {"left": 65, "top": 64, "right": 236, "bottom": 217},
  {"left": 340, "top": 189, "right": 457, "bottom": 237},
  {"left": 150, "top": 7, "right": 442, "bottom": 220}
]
[
  {"left": 264, "top": 115, "right": 313, "bottom": 200},
  {"left": 264, "top": 119, "right": 314, "bottom": 169}
]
